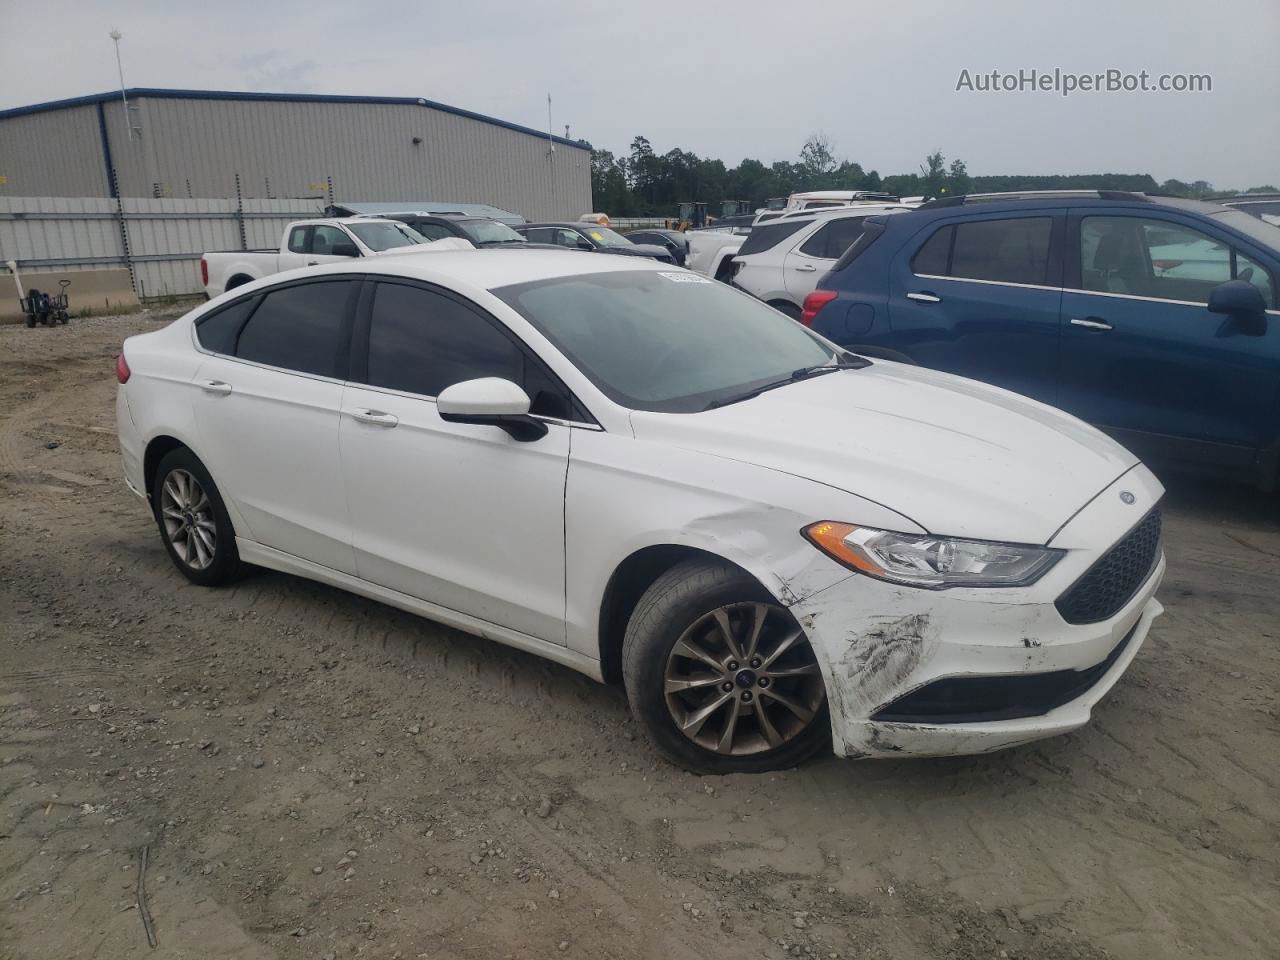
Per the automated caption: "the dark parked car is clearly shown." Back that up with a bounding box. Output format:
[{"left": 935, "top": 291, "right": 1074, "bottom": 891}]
[
  {"left": 512, "top": 223, "right": 675, "bottom": 263},
  {"left": 804, "top": 191, "right": 1280, "bottom": 489},
  {"left": 380, "top": 214, "right": 537, "bottom": 247},
  {"left": 623, "top": 228, "right": 690, "bottom": 265}
]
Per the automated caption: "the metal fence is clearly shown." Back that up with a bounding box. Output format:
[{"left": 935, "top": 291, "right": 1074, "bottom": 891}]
[{"left": 0, "top": 195, "right": 325, "bottom": 299}]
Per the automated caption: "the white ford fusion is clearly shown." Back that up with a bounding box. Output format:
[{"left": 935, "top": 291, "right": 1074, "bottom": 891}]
[{"left": 116, "top": 251, "right": 1165, "bottom": 773}]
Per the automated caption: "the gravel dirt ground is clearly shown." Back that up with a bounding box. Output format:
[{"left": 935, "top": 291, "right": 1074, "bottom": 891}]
[{"left": 2, "top": 311, "right": 1278, "bottom": 960}]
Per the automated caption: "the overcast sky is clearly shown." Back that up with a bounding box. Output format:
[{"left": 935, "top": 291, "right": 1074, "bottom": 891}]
[{"left": 2, "top": 0, "right": 1277, "bottom": 188}]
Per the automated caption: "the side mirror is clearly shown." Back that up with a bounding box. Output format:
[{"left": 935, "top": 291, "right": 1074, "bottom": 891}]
[
  {"left": 436, "top": 378, "right": 548, "bottom": 442},
  {"left": 332, "top": 241, "right": 360, "bottom": 258},
  {"left": 1208, "top": 279, "right": 1268, "bottom": 335}
]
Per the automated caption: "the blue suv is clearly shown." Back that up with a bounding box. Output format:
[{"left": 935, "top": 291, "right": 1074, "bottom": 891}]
[{"left": 804, "top": 192, "right": 1280, "bottom": 490}]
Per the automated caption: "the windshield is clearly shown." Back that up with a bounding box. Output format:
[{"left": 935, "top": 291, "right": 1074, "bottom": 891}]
[
  {"left": 347, "top": 221, "right": 423, "bottom": 251},
  {"left": 582, "top": 226, "right": 632, "bottom": 247},
  {"left": 493, "top": 270, "right": 836, "bottom": 413},
  {"left": 1213, "top": 209, "right": 1280, "bottom": 251},
  {"left": 461, "top": 220, "right": 526, "bottom": 245}
]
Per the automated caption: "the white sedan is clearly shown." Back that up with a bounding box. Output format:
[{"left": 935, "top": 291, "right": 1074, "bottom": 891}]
[{"left": 115, "top": 251, "right": 1165, "bottom": 773}]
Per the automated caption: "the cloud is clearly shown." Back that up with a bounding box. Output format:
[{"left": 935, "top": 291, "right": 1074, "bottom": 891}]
[{"left": 1, "top": 0, "right": 1277, "bottom": 187}]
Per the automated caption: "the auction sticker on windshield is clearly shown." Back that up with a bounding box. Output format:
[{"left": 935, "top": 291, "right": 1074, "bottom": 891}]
[{"left": 658, "top": 271, "right": 711, "bottom": 283}]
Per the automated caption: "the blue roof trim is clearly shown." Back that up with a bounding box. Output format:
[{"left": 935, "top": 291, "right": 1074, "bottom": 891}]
[{"left": 0, "top": 87, "right": 592, "bottom": 150}]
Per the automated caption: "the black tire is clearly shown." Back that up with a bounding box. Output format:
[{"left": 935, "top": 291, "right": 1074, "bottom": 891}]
[
  {"left": 769, "top": 300, "right": 802, "bottom": 321},
  {"left": 151, "top": 447, "right": 242, "bottom": 586},
  {"left": 622, "top": 558, "right": 830, "bottom": 774},
  {"left": 24, "top": 315, "right": 35, "bottom": 328}
]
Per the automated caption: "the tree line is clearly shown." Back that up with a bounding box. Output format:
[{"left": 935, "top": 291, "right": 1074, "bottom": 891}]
[{"left": 590, "top": 134, "right": 1277, "bottom": 217}]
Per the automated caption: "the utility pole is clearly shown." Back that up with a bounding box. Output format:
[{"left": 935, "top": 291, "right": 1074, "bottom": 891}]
[{"left": 108, "top": 29, "right": 140, "bottom": 141}]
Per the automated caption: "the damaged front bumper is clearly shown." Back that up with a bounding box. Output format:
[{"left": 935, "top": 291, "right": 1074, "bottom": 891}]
[{"left": 787, "top": 465, "right": 1166, "bottom": 759}]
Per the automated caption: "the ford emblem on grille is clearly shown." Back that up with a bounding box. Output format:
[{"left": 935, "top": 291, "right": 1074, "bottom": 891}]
[{"left": 1119, "top": 491, "right": 1136, "bottom": 504}]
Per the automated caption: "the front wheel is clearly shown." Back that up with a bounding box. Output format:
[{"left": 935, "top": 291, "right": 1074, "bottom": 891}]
[
  {"left": 622, "top": 558, "right": 829, "bottom": 773},
  {"left": 151, "top": 447, "right": 242, "bottom": 586}
]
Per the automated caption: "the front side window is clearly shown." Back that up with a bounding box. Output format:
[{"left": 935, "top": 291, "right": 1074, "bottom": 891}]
[
  {"left": 737, "top": 219, "right": 812, "bottom": 257},
  {"left": 311, "top": 225, "right": 353, "bottom": 256},
  {"left": 494, "top": 270, "right": 837, "bottom": 413},
  {"left": 1080, "top": 216, "right": 1272, "bottom": 304},
  {"left": 235, "top": 280, "right": 354, "bottom": 377},
  {"left": 364, "top": 282, "right": 574, "bottom": 418},
  {"left": 949, "top": 217, "right": 1053, "bottom": 285},
  {"left": 553, "top": 228, "right": 586, "bottom": 249},
  {"left": 799, "top": 217, "right": 868, "bottom": 260}
]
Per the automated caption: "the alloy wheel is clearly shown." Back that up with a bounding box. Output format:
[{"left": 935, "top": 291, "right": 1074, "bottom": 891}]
[
  {"left": 664, "top": 602, "right": 825, "bottom": 756},
  {"left": 159, "top": 469, "right": 217, "bottom": 570}
]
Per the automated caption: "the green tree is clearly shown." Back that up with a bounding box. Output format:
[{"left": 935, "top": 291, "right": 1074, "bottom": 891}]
[
  {"left": 800, "top": 133, "right": 838, "bottom": 184},
  {"left": 947, "top": 158, "right": 971, "bottom": 196},
  {"left": 920, "top": 151, "right": 948, "bottom": 199}
]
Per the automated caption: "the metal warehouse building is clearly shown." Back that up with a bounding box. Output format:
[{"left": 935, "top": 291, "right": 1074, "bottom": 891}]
[{"left": 0, "top": 88, "right": 592, "bottom": 218}]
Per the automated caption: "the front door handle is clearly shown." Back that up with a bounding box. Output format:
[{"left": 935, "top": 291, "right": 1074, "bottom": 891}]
[
  {"left": 907, "top": 292, "right": 942, "bottom": 303},
  {"left": 199, "top": 379, "right": 232, "bottom": 395},
  {"left": 348, "top": 409, "right": 399, "bottom": 427},
  {"left": 793, "top": 263, "right": 818, "bottom": 273},
  {"left": 1070, "top": 317, "right": 1114, "bottom": 331},
  {"left": 306, "top": 260, "right": 319, "bottom": 266}
]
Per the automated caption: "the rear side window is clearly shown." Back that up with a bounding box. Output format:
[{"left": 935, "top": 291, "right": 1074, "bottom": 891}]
[
  {"left": 832, "top": 218, "right": 889, "bottom": 273},
  {"left": 799, "top": 217, "right": 867, "bottom": 259},
  {"left": 365, "top": 282, "right": 577, "bottom": 419},
  {"left": 195, "top": 296, "right": 259, "bottom": 354},
  {"left": 737, "top": 219, "right": 811, "bottom": 257},
  {"left": 287, "top": 227, "right": 310, "bottom": 254},
  {"left": 235, "top": 280, "right": 355, "bottom": 377},
  {"left": 950, "top": 217, "right": 1053, "bottom": 285},
  {"left": 911, "top": 225, "right": 953, "bottom": 275}
]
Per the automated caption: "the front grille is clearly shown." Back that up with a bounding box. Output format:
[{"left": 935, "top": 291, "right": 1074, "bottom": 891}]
[{"left": 1055, "top": 507, "right": 1162, "bottom": 625}]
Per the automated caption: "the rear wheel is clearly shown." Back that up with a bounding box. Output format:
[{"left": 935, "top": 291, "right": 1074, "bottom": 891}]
[
  {"left": 151, "top": 447, "right": 241, "bottom": 586},
  {"left": 623, "top": 558, "right": 828, "bottom": 773}
]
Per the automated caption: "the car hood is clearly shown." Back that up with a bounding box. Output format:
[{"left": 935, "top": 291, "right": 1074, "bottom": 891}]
[{"left": 629, "top": 362, "right": 1139, "bottom": 544}]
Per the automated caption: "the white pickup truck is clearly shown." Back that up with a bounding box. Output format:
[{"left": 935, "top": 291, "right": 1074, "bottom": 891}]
[
  {"left": 685, "top": 226, "right": 750, "bottom": 281},
  {"left": 200, "top": 217, "right": 428, "bottom": 297}
]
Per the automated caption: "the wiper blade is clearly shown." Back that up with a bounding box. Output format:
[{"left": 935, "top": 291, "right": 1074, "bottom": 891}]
[{"left": 704, "top": 354, "right": 870, "bottom": 411}]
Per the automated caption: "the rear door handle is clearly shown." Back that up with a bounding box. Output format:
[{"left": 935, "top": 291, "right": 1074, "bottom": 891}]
[
  {"left": 199, "top": 379, "right": 232, "bottom": 395},
  {"left": 1070, "top": 317, "right": 1114, "bottom": 331},
  {"left": 907, "top": 292, "right": 942, "bottom": 303},
  {"left": 348, "top": 408, "right": 399, "bottom": 427},
  {"left": 793, "top": 263, "right": 818, "bottom": 273},
  {"left": 306, "top": 260, "right": 318, "bottom": 266}
]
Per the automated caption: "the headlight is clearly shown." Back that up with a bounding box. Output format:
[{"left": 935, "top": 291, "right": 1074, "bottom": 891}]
[{"left": 802, "top": 522, "right": 1063, "bottom": 589}]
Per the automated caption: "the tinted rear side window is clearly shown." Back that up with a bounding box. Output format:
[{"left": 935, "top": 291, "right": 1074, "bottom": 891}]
[
  {"left": 737, "top": 219, "right": 811, "bottom": 256},
  {"left": 287, "top": 226, "right": 309, "bottom": 254},
  {"left": 235, "top": 280, "right": 355, "bottom": 377},
  {"left": 832, "top": 219, "right": 889, "bottom": 273},
  {"left": 950, "top": 217, "right": 1053, "bottom": 285},
  {"left": 911, "top": 225, "right": 953, "bottom": 275},
  {"left": 799, "top": 217, "right": 867, "bottom": 259},
  {"left": 195, "top": 296, "right": 259, "bottom": 354}
]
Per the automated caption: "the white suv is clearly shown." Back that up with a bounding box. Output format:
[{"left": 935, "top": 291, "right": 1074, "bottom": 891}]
[{"left": 731, "top": 204, "right": 910, "bottom": 318}]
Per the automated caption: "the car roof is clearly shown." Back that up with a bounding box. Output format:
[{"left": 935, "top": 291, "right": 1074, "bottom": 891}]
[
  {"left": 915, "top": 191, "right": 1233, "bottom": 214},
  {"left": 301, "top": 247, "right": 664, "bottom": 290},
  {"left": 516, "top": 222, "right": 591, "bottom": 229}
]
